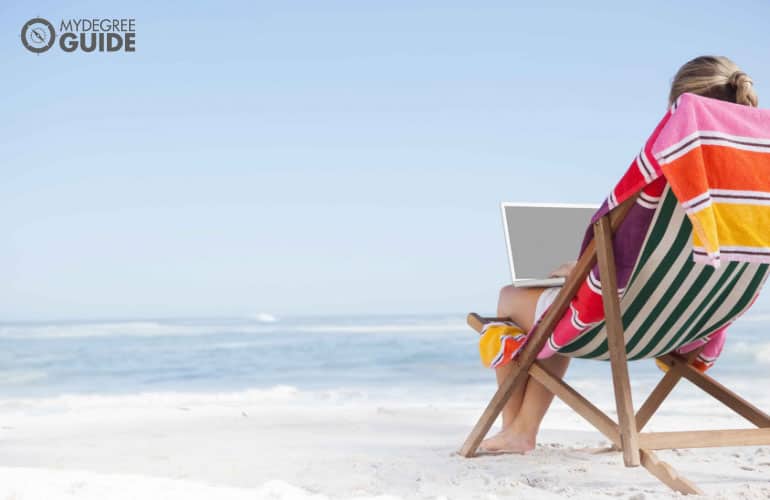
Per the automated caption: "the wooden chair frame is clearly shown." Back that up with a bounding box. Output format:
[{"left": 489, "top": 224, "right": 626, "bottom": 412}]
[{"left": 459, "top": 193, "right": 770, "bottom": 494}]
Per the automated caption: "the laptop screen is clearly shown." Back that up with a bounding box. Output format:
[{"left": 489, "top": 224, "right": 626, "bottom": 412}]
[{"left": 502, "top": 203, "right": 599, "bottom": 282}]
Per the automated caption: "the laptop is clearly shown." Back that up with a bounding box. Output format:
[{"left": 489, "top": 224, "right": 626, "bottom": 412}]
[{"left": 501, "top": 202, "right": 599, "bottom": 288}]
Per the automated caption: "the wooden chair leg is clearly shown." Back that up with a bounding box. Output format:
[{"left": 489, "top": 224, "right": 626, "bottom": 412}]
[
  {"left": 660, "top": 353, "right": 770, "bottom": 428},
  {"left": 595, "top": 216, "right": 640, "bottom": 467},
  {"left": 640, "top": 449, "right": 703, "bottom": 495},
  {"left": 639, "top": 428, "right": 770, "bottom": 449},
  {"left": 529, "top": 361, "right": 621, "bottom": 444},
  {"left": 530, "top": 359, "right": 702, "bottom": 494},
  {"left": 635, "top": 368, "right": 682, "bottom": 431},
  {"left": 636, "top": 348, "right": 707, "bottom": 431}
]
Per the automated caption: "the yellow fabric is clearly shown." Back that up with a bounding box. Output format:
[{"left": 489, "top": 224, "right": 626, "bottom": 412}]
[
  {"left": 479, "top": 322, "right": 526, "bottom": 368},
  {"left": 690, "top": 203, "right": 770, "bottom": 254}
]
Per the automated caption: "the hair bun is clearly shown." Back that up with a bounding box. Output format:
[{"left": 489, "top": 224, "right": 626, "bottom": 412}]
[
  {"left": 728, "top": 71, "right": 753, "bottom": 89},
  {"left": 729, "top": 71, "right": 758, "bottom": 107}
]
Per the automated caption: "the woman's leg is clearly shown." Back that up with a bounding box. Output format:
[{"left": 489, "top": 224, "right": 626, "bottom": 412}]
[
  {"left": 482, "top": 354, "right": 570, "bottom": 452},
  {"left": 492, "top": 285, "right": 542, "bottom": 427},
  {"left": 480, "top": 285, "right": 571, "bottom": 453}
]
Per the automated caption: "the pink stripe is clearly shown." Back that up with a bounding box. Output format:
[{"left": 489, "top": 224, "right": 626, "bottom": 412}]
[{"left": 652, "top": 93, "right": 770, "bottom": 157}]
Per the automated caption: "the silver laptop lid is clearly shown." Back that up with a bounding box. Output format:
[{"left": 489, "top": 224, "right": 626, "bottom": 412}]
[{"left": 501, "top": 202, "right": 599, "bottom": 282}]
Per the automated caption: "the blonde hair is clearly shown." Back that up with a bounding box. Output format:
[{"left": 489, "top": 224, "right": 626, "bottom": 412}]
[{"left": 669, "top": 56, "right": 758, "bottom": 107}]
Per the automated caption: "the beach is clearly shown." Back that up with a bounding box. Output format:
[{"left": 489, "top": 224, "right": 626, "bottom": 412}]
[
  {"left": 0, "top": 314, "right": 769, "bottom": 499},
  {"left": 7, "top": 1, "right": 770, "bottom": 497}
]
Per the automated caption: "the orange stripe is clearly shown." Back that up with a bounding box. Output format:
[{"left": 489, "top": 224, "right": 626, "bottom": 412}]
[{"left": 662, "top": 145, "right": 770, "bottom": 202}]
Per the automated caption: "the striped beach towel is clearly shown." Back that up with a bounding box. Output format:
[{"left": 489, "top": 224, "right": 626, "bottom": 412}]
[
  {"left": 657, "top": 95, "right": 770, "bottom": 266},
  {"left": 537, "top": 93, "right": 770, "bottom": 363}
]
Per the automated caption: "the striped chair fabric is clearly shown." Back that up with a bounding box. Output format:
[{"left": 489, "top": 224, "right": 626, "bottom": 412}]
[{"left": 560, "top": 184, "right": 769, "bottom": 360}]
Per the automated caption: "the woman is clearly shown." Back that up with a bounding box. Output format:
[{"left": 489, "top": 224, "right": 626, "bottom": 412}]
[{"left": 480, "top": 55, "right": 759, "bottom": 454}]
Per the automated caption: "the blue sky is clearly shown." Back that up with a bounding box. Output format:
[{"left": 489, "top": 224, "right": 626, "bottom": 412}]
[{"left": 1, "top": 1, "right": 769, "bottom": 320}]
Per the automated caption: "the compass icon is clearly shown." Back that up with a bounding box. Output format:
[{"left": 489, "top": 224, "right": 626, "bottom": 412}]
[{"left": 21, "top": 18, "right": 56, "bottom": 53}]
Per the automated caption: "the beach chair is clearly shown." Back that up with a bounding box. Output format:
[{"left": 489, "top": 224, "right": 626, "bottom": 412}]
[{"left": 459, "top": 183, "right": 770, "bottom": 494}]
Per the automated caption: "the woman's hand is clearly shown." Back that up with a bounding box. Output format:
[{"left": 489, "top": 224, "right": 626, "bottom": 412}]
[{"left": 549, "top": 261, "right": 577, "bottom": 278}]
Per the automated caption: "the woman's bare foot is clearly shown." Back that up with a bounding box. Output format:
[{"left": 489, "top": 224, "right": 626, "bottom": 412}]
[{"left": 479, "top": 427, "right": 536, "bottom": 454}]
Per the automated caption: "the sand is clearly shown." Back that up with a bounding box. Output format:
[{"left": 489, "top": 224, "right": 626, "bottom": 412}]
[{"left": 0, "top": 386, "right": 768, "bottom": 499}]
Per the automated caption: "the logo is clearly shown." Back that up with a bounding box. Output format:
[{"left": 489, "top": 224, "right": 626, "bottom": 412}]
[
  {"left": 21, "top": 17, "right": 56, "bottom": 53},
  {"left": 20, "top": 17, "right": 136, "bottom": 54}
]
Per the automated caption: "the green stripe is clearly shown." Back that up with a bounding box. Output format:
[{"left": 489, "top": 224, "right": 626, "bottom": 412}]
[
  {"left": 629, "top": 190, "right": 679, "bottom": 280},
  {"left": 629, "top": 262, "right": 704, "bottom": 360},
  {"left": 679, "top": 263, "right": 766, "bottom": 348},
  {"left": 623, "top": 221, "right": 695, "bottom": 356},
  {"left": 656, "top": 262, "right": 739, "bottom": 355},
  {"left": 696, "top": 264, "right": 769, "bottom": 338},
  {"left": 679, "top": 263, "right": 747, "bottom": 346}
]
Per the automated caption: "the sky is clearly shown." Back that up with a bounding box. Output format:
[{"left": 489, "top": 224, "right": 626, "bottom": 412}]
[{"left": 1, "top": 1, "right": 769, "bottom": 321}]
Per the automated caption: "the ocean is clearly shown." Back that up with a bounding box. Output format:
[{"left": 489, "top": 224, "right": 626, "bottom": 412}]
[{"left": 1, "top": 309, "right": 769, "bottom": 409}]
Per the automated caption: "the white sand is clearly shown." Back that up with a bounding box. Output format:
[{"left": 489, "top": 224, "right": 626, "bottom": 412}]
[{"left": 0, "top": 386, "right": 768, "bottom": 499}]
